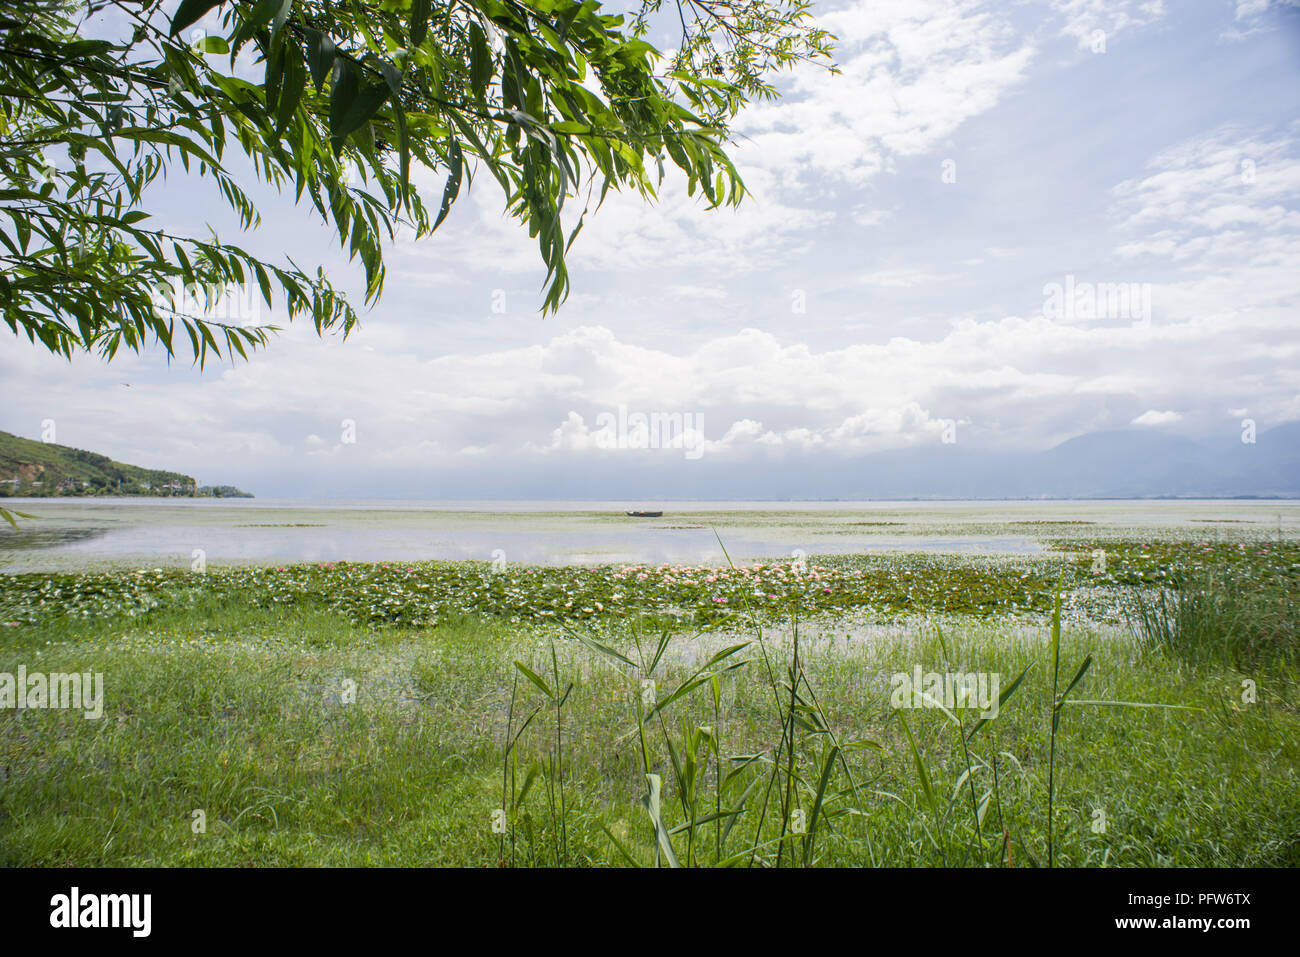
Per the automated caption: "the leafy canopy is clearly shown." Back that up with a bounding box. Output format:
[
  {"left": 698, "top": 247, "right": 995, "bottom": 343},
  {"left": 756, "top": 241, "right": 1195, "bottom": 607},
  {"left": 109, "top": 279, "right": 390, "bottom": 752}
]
[{"left": 0, "top": 0, "right": 834, "bottom": 366}]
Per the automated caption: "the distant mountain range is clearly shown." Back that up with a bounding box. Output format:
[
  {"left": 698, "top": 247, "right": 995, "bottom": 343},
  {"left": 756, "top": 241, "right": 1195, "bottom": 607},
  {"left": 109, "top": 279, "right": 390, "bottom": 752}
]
[
  {"left": 396, "top": 422, "right": 1300, "bottom": 501},
  {"left": 819, "top": 423, "right": 1300, "bottom": 500},
  {"left": 0, "top": 430, "right": 251, "bottom": 498}
]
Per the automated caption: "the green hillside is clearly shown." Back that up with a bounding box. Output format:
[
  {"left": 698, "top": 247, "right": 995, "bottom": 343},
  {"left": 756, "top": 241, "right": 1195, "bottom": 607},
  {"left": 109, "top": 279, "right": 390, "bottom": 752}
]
[{"left": 0, "top": 430, "right": 248, "bottom": 497}]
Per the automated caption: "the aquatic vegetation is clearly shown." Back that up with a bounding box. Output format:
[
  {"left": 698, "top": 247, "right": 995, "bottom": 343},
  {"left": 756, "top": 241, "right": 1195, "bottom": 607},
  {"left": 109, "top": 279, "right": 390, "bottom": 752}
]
[
  {"left": 2, "top": 539, "right": 1294, "bottom": 634},
  {"left": 0, "top": 555, "right": 1067, "bottom": 630},
  {"left": 1055, "top": 538, "right": 1300, "bottom": 586}
]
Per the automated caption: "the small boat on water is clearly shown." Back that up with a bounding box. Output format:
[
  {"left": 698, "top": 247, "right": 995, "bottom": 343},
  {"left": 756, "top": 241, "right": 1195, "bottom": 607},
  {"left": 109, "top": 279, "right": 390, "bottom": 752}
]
[{"left": 625, "top": 509, "right": 663, "bottom": 518}]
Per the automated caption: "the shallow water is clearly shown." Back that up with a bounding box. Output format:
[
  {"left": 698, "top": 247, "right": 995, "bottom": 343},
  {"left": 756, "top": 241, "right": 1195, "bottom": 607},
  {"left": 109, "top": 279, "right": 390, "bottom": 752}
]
[{"left": 0, "top": 498, "right": 1295, "bottom": 571}]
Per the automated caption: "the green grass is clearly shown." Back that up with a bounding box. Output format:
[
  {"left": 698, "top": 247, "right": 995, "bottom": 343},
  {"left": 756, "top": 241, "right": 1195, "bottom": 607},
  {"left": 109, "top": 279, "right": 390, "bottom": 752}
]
[
  {"left": 1128, "top": 571, "right": 1299, "bottom": 672},
  {"left": 1, "top": 546, "right": 1297, "bottom": 867}
]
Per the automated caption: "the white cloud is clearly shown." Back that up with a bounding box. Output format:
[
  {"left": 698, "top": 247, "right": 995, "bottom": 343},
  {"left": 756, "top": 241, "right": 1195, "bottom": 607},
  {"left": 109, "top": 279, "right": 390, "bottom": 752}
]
[
  {"left": 1051, "top": 0, "right": 1166, "bottom": 47},
  {"left": 736, "top": 0, "right": 1037, "bottom": 186},
  {"left": 1132, "top": 409, "right": 1183, "bottom": 426},
  {"left": 859, "top": 268, "right": 948, "bottom": 287},
  {"left": 7, "top": 297, "right": 1295, "bottom": 489},
  {"left": 1225, "top": 0, "right": 1300, "bottom": 39},
  {"left": 851, "top": 206, "right": 894, "bottom": 227},
  {"left": 1109, "top": 126, "right": 1300, "bottom": 329}
]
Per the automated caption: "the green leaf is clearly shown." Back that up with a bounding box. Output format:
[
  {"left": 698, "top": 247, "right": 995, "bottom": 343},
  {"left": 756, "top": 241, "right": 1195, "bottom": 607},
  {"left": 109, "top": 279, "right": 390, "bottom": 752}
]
[
  {"left": 330, "top": 75, "right": 390, "bottom": 154},
  {"left": 641, "top": 773, "right": 679, "bottom": 868},
  {"left": 967, "top": 664, "right": 1032, "bottom": 740},
  {"left": 565, "top": 628, "right": 637, "bottom": 669},
  {"left": 0, "top": 507, "right": 38, "bottom": 531},
  {"left": 513, "top": 660, "right": 553, "bottom": 699},
  {"left": 195, "top": 35, "right": 230, "bottom": 55},
  {"left": 1057, "top": 655, "right": 1093, "bottom": 706},
  {"left": 644, "top": 642, "right": 749, "bottom": 720},
  {"left": 433, "top": 139, "right": 462, "bottom": 230},
  {"left": 899, "top": 712, "right": 939, "bottom": 821},
  {"left": 306, "top": 29, "right": 338, "bottom": 92},
  {"left": 410, "top": 0, "right": 431, "bottom": 46},
  {"left": 270, "top": 0, "right": 293, "bottom": 42},
  {"left": 377, "top": 62, "right": 410, "bottom": 198},
  {"left": 599, "top": 823, "right": 641, "bottom": 867},
  {"left": 170, "top": 0, "right": 227, "bottom": 35},
  {"left": 468, "top": 22, "right": 492, "bottom": 96},
  {"left": 1050, "top": 575, "right": 1064, "bottom": 689},
  {"left": 232, "top": 0, "right": 286, "bottom": 51},
  {"left": 802, "top": 744, "right": 840, "bottom": 863},
  {"left": 275, "top": 45, "right": 307, "bottom": 138},
  {"left": 1063, "top": 699, "right": 1203, "bottom": 711}
]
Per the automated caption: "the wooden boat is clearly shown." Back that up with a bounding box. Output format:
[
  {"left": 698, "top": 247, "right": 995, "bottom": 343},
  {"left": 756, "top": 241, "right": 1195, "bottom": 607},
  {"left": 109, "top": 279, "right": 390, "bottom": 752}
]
[{"left": 625, "top": 510, "right": 663, "bottom": 518}]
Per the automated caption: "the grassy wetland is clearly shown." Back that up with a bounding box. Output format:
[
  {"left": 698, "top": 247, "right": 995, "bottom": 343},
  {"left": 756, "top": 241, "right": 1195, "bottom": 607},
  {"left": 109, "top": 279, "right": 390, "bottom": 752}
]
[{"left": 0, "top": 504, "right": 1297, "bottom": 867}]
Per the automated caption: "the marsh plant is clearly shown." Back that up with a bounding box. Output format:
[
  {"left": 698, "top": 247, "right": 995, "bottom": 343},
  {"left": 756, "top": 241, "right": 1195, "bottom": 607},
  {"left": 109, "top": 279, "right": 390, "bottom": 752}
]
[
  {"left": 1127, "top": 570, "right": 1300, "bottom": 671},
  {"left": 493, "top": 537, "right": 886, "bottom": 867},
  {"left": 492, "top": 574, "right": 1205, "bottom": 868}
]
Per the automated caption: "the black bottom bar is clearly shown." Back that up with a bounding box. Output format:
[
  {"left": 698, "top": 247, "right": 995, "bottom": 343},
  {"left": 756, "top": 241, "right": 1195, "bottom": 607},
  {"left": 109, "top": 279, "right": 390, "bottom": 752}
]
[{"left": 0, "top": 866, "right": 1280, "bottom": 943}]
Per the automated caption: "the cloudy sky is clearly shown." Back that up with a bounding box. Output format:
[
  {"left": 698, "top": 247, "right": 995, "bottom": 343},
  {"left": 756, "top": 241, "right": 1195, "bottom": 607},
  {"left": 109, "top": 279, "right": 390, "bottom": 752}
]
[{"left": 3, "top": 0, "right": 1299, "bottom": 498}]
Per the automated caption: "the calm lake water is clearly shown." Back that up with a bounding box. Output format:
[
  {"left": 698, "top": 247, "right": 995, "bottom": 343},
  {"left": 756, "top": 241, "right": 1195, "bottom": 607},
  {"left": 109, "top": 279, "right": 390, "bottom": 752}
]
[{"left": 1, "top": 498, "right": 1296, "bottom": 571}]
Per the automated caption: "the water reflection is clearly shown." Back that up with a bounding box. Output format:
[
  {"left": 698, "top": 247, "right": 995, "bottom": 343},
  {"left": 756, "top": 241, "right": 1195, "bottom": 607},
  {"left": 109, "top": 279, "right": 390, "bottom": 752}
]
[{"left": 0, "top": 524, "right": 111, "bottom": 552}]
